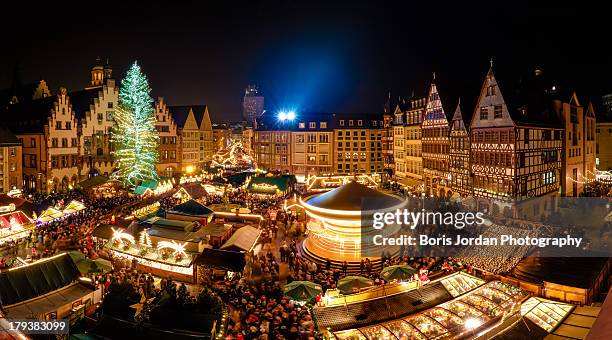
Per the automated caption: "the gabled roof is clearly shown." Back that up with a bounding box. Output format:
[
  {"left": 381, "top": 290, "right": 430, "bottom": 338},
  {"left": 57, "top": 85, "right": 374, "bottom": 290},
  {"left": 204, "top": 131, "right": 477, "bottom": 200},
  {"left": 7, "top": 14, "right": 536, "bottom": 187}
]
[
  {"left": 450, "top": 99, "right": 469, "bottom": 132},
  {"left": 220, "top": 225, "right": 261, "bottom": 252},
  {"left": 200, "top": 106, "right": 212, "bottom": 130},
  {"left": 169, "top": 199, "right": 214, "bottom": 216},
  {"left": 1, "top": 95, "right": 56, "bottom": 134},
  {"left": 0, "top": 253, "right": 81, "bottom": 306},
  {"left": 0, "top": 81, "right": 44, "bottom": 108},
  {"left": 0, "top": 126, "right": 20, "bottom": 145},
  {"left": 169, "top": 105, "right": 208, "bottom": 129},
  {"left": 491, "top": 67, "right": 563, "bottom": 128}
]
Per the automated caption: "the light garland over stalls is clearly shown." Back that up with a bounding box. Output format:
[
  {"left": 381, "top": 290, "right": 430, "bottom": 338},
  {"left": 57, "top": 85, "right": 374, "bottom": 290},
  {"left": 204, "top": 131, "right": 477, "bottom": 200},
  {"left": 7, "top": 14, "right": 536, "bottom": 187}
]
[
  {"left": 111, "top": 61, "right": 160, "bottom": 187},
  {"left": 305, "top": 174, "right": 379, "bottom": 192}
]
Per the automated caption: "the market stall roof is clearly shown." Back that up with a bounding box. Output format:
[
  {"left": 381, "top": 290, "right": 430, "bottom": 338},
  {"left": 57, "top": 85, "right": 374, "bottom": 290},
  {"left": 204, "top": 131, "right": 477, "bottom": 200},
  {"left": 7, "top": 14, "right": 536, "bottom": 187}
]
[
  {"left": 200, "top": 222, "right": 232, "bottom": 237},
  {"left": 168, "top": 199, "right": 213, "bottom": 217},
  {"left": 63, "top": 200, "right": 86, "bottom": 215},
  {"left": 0, "top": 194, "right": 35, "bottom": 218},
  {"left": 146, "top": 226, "right": 209, "bottom": 243},
  {"left": 91, "top": 224, "right": 114, "bottom": 240},
  {"left": 0, "top": 210, "right": 32, "bottom": 228},
  {"left": 77, "top": 175, "right": 109, "bottom": 191},
  {"left": 133, "top": 186, "right": 153, "bottom": 196},
  {"left": 220, "top": 225, "right": 261, "bottom": 252},
  {"left": 141, "top": 216, "right": 195, "bottom": 231},
  {"left": 247, "top": 175, "right": 295, "bottom": 194},
  {"left": 37, "top": 206, "right": 64, "bottom": 223},
  {"left": 326, "top": 280, "right": 527, "bottom": 338},
  {"left": 141, "top": 217, "right": 196, "bottom": 231},
  {"left": 197, "top": 248, "right": 246, "bottom": 272},
  {"left": 305, "top": 181, "right": 403, "bottom": 211},
  {"left": 518, "top": 297, "right": 601, "bottom": 339},
  {"left": 0, "top": 253, "right": 80, "bottom": 307},
  {"left": 140, "top": 179, "right": 159, "bottom": 190},
  {"left": 175, "top": 183, "right": 208, "bottom": 200},
  {"left": 4, "top": 282, "right": 94, "bottom": 319},
  {"left": 511, "top": 255, "right": 610, "bottom": 289},
  {"left": 586, "top": 287, "right": 612, "bottom": 340}
]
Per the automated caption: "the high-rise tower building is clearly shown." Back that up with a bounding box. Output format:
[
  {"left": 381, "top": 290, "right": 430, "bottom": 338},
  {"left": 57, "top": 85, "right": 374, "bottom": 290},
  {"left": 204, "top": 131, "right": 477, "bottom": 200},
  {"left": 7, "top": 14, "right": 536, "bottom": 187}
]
[{"left": 242, "top": 85, "right": 264, "bottom": 128}]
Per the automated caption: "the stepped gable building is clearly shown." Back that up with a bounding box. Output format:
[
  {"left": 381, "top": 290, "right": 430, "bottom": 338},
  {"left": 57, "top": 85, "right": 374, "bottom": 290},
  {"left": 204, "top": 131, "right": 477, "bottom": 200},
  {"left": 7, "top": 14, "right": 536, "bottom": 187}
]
[
  {"left": 4, "top": 88, "right": 80, "bottom": 193},
  {"left": 72, "top": 57, "right": 118, "bottom": 178},
  {"left": 469, "top": 66, "right": 563, "bottom": 219}
]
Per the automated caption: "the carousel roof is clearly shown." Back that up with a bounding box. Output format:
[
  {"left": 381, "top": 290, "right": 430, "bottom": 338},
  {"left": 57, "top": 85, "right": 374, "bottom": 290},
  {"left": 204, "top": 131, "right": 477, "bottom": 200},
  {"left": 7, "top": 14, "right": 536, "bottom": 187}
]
[{"left": 305, "top": 181, "right": 402, "bottom": 211}]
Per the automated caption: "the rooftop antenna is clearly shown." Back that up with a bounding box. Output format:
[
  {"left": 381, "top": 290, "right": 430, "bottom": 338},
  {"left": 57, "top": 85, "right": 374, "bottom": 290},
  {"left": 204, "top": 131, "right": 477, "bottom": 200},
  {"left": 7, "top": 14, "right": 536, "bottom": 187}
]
[
  {"left": 433, "top": 72, "right": 436, "bottom": 80},
  {"left": 490, "top": 57, "right": 494, "bottom": 68}
]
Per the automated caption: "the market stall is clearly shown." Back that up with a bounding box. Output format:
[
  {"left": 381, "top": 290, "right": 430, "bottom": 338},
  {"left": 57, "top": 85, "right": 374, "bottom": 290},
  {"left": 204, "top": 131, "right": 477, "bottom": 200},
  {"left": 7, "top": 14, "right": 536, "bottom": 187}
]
[
  {"left": 246, "top": 174, "right": 296, "bottom": 196},
  {"left": 37, "top": 207, "right": 64, "bottom": 223},
  {"left": 324, "top": 280, "right": 528, "bottom": 340},
  {"left": 63, "top": 200, "right": 86, "bottom": 215},
  {"left": 77, "top": 176, "right": 125, "bottom": 198},
  {"left": 105, "top": 227, "right": 198, "bottom": 282}
]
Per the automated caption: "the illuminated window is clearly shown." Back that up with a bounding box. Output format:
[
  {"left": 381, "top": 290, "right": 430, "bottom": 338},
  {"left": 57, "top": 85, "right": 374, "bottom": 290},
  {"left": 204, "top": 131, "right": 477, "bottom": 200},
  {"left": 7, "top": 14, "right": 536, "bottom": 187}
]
[
  {"left": 320, "top": 122, "right": 327, "bottom": 129},
  {"left": 357, "top": 120, "right": 363, "bottom": 126},
  {"left": 309, "top": 122, "right": 316, "bottom": 129},
  {"left": 339, "top": 120, "right": 345, "bottom": 126},
  {"left": 494, "top": 105, "right": 502, "bottom": 119},
  {"left": 480, "top": 107, "right": 489, "bottom": 120},
  {"left": 349, "top": 120, "right": 354, "bottom": 126}
]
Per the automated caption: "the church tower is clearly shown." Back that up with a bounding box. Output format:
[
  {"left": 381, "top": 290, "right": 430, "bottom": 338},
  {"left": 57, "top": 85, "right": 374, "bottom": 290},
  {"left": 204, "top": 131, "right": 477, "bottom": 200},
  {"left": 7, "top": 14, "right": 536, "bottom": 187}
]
[{"left": 90, "top": 56, "right": 104, "bottom": 87}]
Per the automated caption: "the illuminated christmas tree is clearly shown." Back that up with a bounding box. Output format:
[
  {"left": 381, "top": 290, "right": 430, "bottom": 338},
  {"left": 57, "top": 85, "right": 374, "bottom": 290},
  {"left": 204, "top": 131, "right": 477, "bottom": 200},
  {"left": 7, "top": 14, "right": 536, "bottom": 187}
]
[
  {"left": 111, "top": 61, "right": 159, "bottom": 187},
  {"left": 139, "top": 230, "right": 152, "bottom": 247}
]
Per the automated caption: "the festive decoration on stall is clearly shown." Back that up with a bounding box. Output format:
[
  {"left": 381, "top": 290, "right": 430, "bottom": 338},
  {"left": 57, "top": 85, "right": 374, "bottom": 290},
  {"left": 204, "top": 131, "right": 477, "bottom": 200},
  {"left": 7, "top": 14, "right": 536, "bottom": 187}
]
[
  {"left": 111, "top": 61, "right": 159, "bottom": 187},
  {"left": 139, "top": 230, "right": 152, "bottom": 247},
  {"left": 305, "top": 174, "right": 379, "bottom": 192},
  {"left": 211, "top": 140, "right": 255, "bottom": 169}
]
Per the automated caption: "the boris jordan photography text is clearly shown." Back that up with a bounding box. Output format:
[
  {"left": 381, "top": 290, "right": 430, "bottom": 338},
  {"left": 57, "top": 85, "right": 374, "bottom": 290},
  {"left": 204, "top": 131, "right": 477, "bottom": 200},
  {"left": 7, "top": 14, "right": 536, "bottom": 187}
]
[{"left": 369, "top": 208, "right": 584, "bottom": 249}]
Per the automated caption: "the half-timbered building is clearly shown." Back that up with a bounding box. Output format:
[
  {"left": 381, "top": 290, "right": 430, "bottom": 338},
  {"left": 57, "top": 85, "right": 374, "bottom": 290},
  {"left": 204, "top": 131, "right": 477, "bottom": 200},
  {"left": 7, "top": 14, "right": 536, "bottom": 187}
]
[
  {"left": 449, "top": 100, "right": 472, "bottom": 197},
  {"left": 422, "top": 79, "right": 451, "bottom": 197},
  {"left": 470, "top": 67, "right": 563, "bottom": 219}
]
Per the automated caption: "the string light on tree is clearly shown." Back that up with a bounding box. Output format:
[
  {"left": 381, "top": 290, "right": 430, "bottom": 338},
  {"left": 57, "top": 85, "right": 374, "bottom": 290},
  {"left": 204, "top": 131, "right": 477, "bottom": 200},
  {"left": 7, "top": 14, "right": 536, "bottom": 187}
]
[{"left": 111, "top": 61, "right": 159, "bottom": 187}]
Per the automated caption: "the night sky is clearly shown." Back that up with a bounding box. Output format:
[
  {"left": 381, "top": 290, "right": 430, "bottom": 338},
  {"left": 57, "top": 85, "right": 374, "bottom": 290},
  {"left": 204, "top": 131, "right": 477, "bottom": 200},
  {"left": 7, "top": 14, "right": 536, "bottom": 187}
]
[{"left": 1, "top": 1, "right": 609, "bottom": 122}]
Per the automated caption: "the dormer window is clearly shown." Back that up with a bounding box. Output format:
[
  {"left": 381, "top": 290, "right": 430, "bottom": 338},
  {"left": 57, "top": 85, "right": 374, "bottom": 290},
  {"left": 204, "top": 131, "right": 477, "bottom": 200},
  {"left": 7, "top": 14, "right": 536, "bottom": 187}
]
[{"left": 309, "top": 122, "right": 316, "bottom": 129}]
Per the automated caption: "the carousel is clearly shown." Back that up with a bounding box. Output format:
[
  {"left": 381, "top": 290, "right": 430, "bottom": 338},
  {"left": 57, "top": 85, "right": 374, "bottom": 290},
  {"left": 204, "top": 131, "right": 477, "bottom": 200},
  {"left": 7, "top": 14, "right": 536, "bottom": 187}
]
[{"left": 299, "top": 181, "right": 407, "bottom": 266}]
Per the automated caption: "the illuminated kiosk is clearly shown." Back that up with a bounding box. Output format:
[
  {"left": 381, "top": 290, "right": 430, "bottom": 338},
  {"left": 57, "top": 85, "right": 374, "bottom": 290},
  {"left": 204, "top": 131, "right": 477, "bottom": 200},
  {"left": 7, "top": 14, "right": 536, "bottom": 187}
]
[{"left": 300, "top": 181, "right": 407, "bottom": 266}]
